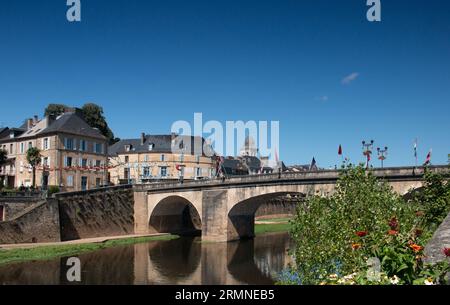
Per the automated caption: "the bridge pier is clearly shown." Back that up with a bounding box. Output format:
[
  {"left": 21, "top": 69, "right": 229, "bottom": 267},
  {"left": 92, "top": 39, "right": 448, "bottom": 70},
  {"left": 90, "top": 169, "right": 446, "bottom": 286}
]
[{"left": 202, "top": 190, "right": 230, "bottom": 242}]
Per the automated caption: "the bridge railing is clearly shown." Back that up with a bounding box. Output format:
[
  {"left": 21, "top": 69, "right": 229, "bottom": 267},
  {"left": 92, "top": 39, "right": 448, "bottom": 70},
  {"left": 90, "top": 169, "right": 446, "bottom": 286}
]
[{"left": 133, "top": 165, "right": 448, "bottom": 192}]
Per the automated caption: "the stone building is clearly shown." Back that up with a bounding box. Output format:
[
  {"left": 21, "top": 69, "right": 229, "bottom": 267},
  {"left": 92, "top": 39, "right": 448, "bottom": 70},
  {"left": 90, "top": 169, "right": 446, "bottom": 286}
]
[
  {"left": 108, "top": 133, "right": 215, "bottom": 184},
  {"left": 0, "top": 109, "right": 108, "bottom": 191}
]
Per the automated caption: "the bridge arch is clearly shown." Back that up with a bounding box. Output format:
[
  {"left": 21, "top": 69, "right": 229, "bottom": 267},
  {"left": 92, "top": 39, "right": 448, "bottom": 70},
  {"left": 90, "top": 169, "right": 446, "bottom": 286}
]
[
  {"left": 149, "top": 195, "right": 202, "bottom": 236},
  {"left": 226, "top": 186, "right": 311, "bottom": 240}
]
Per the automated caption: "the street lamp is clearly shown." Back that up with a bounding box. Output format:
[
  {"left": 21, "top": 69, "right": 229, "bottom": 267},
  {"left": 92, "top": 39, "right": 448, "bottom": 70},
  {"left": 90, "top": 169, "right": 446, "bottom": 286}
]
[
  {"left": 362, "top": 140, "right": 374, "bottom": 168},
  {"left": 377, "top": 146, "right": 388, "bottom": 168}
]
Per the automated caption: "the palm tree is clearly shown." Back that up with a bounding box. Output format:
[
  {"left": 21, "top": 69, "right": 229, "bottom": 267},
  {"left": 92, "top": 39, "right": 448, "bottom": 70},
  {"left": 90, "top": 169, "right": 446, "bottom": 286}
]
[
  {"left": 0, "top": 149, "right": 8, "bottom": 189},
  {"left": 26, "top": 147, "right": 41, "bottom": 189}
]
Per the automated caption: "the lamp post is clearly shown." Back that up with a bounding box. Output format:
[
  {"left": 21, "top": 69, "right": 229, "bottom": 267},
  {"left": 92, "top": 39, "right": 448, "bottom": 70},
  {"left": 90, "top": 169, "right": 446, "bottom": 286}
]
[
  {"left": 362, "top": 140, "right": 374, "bottom": 169},
  {"left": 377, "top": 146, "right": 388, "bottom": 168}
]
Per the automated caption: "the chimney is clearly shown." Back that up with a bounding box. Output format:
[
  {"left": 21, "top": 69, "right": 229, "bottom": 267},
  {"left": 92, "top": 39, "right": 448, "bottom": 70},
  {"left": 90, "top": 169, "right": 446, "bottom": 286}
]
[
  {"left": 45, "top": 114, "right": 56, "bottom": 128},
  {"left": 140, "top": 133, "right": 146, "bottom": 145},
  {"left": 33, "top": 115, "right": 38, "bottom": 124},
  {"left": 27, "top": 118, "right": 34, "bottom": 130}
]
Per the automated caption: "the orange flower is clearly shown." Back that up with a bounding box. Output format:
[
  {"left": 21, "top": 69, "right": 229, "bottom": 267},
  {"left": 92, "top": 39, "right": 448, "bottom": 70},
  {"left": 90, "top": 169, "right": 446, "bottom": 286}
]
[
  {"left": 410, "top": 244, "right": 423, "bottom": 253},
  {"left": 388, "top": 230, "right": 398, "bottom": 236},
  {"left": 352, "top": 243, "right": 361, "bottom": 250}
]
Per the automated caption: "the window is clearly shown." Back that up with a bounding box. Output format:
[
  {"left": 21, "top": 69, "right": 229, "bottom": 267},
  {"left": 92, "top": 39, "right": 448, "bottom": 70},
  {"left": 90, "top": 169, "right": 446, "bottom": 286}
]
[
  {"left": 180, "top": 154, "right": 184, "bottom": 162},
  {"left": 160, "top": 167, "right": 167, "bottom": 177},
  {"left": 20, "top": 143, "right": 24, "bottom": 154},
  {"left": 79, "top": 140, "right": 87, "bottom": 152},
  {"left": 96, "top": 178, "right": 101, "bottom": 187},
  {"left": 160, "top": 154, "right": 165, "bottom": 162},
  {"left": 28, "top": 142, "right": 33, "bottom": 149},
  {"left": 43, "top": 138, "right": 49, "bottom": 150},
  {"left": 64, "top": 138, "right": 74, "bottom": 150},
  {"left": 124, "top": 168, "right": 129, "bottom": 180},
  {"left": 124, "top": 156, "right": 129, "bottom": 163},
  {"left": 67, "top": 175, "right": 74, "bottom": 187},
  {"left": 64, "top": 156, "right": 73, "bottom": 167},
  {"left": 81, "top": 159, "right": 88, "bottom": 167},
  {"left": 42, "top": 157, "right": 49, "bottom": 167},
  {"left": 125, "top": 145, "right": 132, "bottom": 152},
  {"left": 148, "top": 143, "right": 154, "bottom": 151},
  {"left": 196, "top": 167, "right": 201, "bottom": 177},
  {"left": 143, "top": 167, "right": 150, "bottom": 177},
  {"left": 9, "top": 144, "right": 13, "bottom": 154},
  {"left": 144, "top": 155, "right": 149, "bottom": 162},
  {"left": 95, "top": 160, "right": 102, "bottom": 168},
  {"left": 94, "top": 143, "right": 103, "bottom": 154},
  {"left": 0, "top": 205, "right": 4, "bottom": 221}
]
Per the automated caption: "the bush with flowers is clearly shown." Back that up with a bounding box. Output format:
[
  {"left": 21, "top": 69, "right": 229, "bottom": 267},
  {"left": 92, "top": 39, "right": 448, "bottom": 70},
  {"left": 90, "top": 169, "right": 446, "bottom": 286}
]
[{"left": 285, "top": 165, "right": 450, "bottom": 285}]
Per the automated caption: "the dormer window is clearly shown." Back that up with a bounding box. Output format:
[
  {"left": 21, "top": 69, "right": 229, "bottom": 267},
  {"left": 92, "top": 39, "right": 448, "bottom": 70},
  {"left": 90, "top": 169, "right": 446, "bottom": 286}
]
[
  {"left": 125, "top": 144, "right": 132, "bottom": 152},
  {"left": 148, "top": 143, "right": 154, "bottom": 151}
]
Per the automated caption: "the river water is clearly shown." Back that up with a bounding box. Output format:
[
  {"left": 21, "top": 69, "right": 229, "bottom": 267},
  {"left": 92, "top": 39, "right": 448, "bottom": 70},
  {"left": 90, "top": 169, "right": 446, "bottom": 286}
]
[{"left": 0, "top": 232, "right": 294, "bottom": 285}]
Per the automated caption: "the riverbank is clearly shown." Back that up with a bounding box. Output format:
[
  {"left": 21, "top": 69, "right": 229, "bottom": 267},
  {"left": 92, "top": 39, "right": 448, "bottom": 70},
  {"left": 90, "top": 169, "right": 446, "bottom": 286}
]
[
  {"left": 255, "top": 217, "right": 292, "bottom": 235},
  {"left": 0, "top": 234, "right": 178, "bottom": 266}
]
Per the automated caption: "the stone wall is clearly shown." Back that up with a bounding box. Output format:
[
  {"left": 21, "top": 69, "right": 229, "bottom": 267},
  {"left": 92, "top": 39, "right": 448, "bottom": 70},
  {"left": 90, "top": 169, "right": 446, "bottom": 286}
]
[
  {"left": 0, "top": 185, "right": 135, "bottom": 245},
  {"left": 0, "top": 200, "right": 61, "bottom": 244},
  {"left": 255, "top": 196, "right": 300, "bottom": 219},
  {"left": 56, "top": 185, "right": 134, "bottom": 241},
  {"left": 0, "top": 198, "right": 43, "bottom": 221}
]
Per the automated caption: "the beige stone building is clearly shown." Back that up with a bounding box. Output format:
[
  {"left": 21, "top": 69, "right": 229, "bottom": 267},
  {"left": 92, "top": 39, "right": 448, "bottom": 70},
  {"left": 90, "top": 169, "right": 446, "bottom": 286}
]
[
  {"left": 108, "top": 133, "right": 215, "bottom": 184},
  {"left": 0, "top": 110, "right": 108, "bottom": 192}
]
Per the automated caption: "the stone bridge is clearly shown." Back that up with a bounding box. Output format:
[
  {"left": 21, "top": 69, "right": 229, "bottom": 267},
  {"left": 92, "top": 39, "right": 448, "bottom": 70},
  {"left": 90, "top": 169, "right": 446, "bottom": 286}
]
[{"left": 133, "top": 166, "right": 449, "bottom": 242}]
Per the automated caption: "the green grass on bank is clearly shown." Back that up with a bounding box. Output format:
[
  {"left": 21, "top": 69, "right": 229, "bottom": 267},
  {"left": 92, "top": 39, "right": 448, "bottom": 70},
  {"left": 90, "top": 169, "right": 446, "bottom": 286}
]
[
  {"left": 255, "top": 222, "right": 291, "bottom": 235},
  {"left": 255, "top": 217, "right": 293, "bottom": 223},
  {"left": 0, "top": 235, "right": 178, "bottom": 266}
]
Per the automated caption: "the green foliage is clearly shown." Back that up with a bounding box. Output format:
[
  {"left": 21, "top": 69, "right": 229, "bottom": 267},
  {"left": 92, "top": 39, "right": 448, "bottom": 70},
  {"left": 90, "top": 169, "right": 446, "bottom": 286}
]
[
  {"left": 47, "top": 185, "right": 60, "bottom": 196},
  {"left": 26, "top": 147, "right": 41, "bottom": 167},
  {"left": 289, "top": 165, "right": 450, "bottom": 285},
  {"left": 412, "top": 169, "right": 450, "bottom": 230},
  {"left": 81, "top": 103, "right": 117, "bottom": 145},
  {"left": 0, "top": 149, "right": 7, "bottom": 166},
  {"left": 0, "top": 149, "right": 7, "bottom": 189},
  {"left": 26, "top": 147, "right": 41, "bottom": 188},
  {"left": 44, "top": 103, "right": 68, "bottom": 117}
]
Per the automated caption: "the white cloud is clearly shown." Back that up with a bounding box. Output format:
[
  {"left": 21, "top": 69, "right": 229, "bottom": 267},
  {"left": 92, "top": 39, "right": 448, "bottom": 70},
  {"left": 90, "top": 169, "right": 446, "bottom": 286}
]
[
  {"left": 341, "top": 72, "right": 360, "bottom": 85},
  {"left": 315, "top": 95, "right": 329, "bottom": 102}
]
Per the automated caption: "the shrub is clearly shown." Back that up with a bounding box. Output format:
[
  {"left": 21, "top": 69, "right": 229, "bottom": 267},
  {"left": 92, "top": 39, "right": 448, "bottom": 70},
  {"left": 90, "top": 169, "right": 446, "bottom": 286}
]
[
  {"left": 47, "top": 185, "right": 60, "bottom": 197},
  {"left": 288, "top": 165, "right": 450, "bottom": 285}
]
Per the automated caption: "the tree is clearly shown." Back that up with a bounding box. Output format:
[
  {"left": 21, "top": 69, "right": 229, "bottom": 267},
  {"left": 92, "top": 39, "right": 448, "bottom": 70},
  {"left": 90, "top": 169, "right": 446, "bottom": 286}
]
[
  {"left": 26, "top": 147, "right": 41, "bottom": 189},
  {"left": 0, "top": 149, "right": 8, "bottom": 189},
  {"left": 81, "top": 103, "right": 118, "bottom": 145},
  {"left": 44, "top": 104, "right": 69, "bottom": 117}
]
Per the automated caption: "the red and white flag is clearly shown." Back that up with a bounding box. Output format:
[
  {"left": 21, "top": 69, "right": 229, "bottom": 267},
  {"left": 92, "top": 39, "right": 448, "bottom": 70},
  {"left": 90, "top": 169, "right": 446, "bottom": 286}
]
[
  {"left": 424, "top": 149, "right": 432, "bottom": 165},
  {"left": 338, "top": 145, "right": 343, "bottom": 156}
]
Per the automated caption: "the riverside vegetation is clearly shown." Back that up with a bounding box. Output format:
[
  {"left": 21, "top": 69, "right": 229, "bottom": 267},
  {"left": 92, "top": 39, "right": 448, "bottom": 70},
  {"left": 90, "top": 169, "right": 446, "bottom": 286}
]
[{"left": 281, "top": 165, "right": 450, "bottom": 285}]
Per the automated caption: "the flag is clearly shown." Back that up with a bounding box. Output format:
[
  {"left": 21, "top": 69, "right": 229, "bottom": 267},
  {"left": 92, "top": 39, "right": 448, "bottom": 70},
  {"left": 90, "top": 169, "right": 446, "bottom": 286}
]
[
  {"left": 309, "top": 157, "right": 317, "bottom": 171},
  {"left": 424, "top": 149, "right": 432, "bottom": 165},
  {"left": 338, "top": 145, "right": 343, "bottom": 156},
  {"left": 414, "top": 139, "right": 417, "bottom": 158}
]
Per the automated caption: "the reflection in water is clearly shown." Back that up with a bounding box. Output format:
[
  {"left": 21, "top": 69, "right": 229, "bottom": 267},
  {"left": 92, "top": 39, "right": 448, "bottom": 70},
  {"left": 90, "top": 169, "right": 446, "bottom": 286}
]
[{"left": 0, "top": 232, "right": 293, "bottom": 285}]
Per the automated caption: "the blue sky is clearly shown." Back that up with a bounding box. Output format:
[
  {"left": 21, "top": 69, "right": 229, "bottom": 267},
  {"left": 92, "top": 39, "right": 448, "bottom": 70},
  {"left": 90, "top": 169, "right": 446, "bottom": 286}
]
[{"left": 0, "top": 0, "right": 449, "bottom": 167}]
